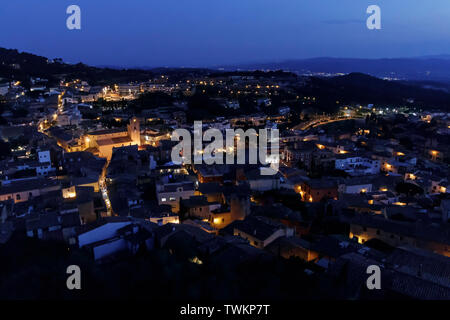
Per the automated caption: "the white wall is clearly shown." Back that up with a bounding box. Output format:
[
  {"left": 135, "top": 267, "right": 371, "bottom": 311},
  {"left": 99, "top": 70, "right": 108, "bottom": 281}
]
[
  {"left": 93, "top": 238, "right": 128, "bottom": 260},
  {"left": 78, "top": 222, "right": 131, "bottom": 247},
  {"left": 38, "top": 150, "right": 51, "bottom": 164}
]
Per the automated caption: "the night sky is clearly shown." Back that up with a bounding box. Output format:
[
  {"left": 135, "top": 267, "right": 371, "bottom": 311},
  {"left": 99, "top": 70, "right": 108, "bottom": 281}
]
[{"left": 1, "top": 0, "right": 449, "bottom": 67}]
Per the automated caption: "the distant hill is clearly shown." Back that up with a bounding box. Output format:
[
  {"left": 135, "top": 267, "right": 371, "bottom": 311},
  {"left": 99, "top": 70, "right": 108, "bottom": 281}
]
[
  {"left": 225, "top": 57, "right": 450, "bottom": 82},
  {"left": 0, "top": 47, "right": 448, "bottom": 111},
  {"left": 0, "top": 47, "right": 155, "bottom": 86},
  {"left": 303, "top": 73, "right": 450, "bottom": 111}
]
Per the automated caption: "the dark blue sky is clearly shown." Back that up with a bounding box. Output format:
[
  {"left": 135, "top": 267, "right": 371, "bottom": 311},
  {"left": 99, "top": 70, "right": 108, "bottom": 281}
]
[{"left": 1, "top": 0, "right": 449, "bottom": 67}]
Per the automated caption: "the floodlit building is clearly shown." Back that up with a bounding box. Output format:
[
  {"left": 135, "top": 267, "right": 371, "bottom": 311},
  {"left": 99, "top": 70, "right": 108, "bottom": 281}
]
[{"left": 83, "top": 117, "right": 141, "bottom": 160}]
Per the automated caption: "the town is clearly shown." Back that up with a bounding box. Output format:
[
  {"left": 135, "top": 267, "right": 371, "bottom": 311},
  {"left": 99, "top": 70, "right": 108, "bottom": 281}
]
[{"left": 0, "top": 48, "right": 449, "bottom": 300}]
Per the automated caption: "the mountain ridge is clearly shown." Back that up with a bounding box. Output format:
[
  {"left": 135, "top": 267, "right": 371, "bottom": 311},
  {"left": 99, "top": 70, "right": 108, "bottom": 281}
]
[{"left": 220, "top": 57, "right": 450, "bottom": 82}]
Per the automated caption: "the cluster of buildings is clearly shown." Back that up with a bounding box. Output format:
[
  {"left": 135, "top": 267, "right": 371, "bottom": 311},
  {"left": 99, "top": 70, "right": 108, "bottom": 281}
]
[{"left": 0, "top": 69, "right": 450, "bottom": 299}]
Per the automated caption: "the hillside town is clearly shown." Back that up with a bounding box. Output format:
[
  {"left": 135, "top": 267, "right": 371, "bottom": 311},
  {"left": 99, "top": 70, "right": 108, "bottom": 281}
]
[{"left": 0, "top": 63, "right": 450, "bottom": 300}]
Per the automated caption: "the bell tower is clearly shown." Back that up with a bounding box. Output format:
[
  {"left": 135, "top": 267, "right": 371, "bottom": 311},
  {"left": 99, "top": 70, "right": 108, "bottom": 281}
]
[{"left": 128, "top": 117, "right": 141, "bottom": 145}]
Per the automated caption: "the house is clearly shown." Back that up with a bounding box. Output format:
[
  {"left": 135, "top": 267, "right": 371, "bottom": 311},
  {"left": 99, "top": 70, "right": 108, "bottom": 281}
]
[
  {"left": 156, "top": 181, "right": 195, "bottom": 212},
  {"left": 117, "top": 83, "right": 141, "bottom": 96},
  {"left": 56, "top": 105, "right": 82, "bottom": 127},
  {"left": 1, "top": 149, "right": 56, "bottom": 183},
  {"left": 208, "top": 207, "right": 235, "bottom": 229},
  {"left": 149, "top": 211, "right": 180, "bottom": 226},
  {"left": 195, "top": 165, "right": 227, "bottom": 184},
  {"left": 297, "top": 179, "right": 338, "bottom": 202},
  {"left": 183, "top": 219, "right": 217, "bottom": 234},
  {"left": 266, "top": 236, "right": 317, "bottom": 261},
  {"left": 335, "top": 155, "right": 380, "bottom": 176},
  {"left": 75, "top": 186, "right": 97, "bottom": 224},
  {"left": 62, "top": 151, "right": 106, "bottom": 195},
  {"left": 26, "top": 212, "right": 61, "bottom": 240},
  {"left": 180, "top": 195, "right": 221, "bottom": 220},
  {"left": 81, "top": 86, "right": 104, "bottom": 102},
  {"left": 25, "top": 210, "right": 81, "bottom": 242},
  {"left": 0, "top": 178, "right": 61, "bottom": 203},
  {"left": 282, "top": 141, "right": 316, "bottom": 168},
  {"left": 430, "top": 177, "right": 448, "bottom": 195},
  {"left": 48, "top": 127, "right": 83, "bottom": 152},
  {"left": 77, "top": 217, "right": 156, "bottom": 262},
  {"left": 252, "top": 202, "right": 309, "bottom": 236},
  {"left": 347, "top": 214, "right": 450, "bottom": 257},
  {"left": 207, "top": 239, "right": 273, "bottom": 271},
  {"left": 181, "top": 191, "right": 246, "bottom": 230},
  {"left": 153, "top": 222, "right": 214, "bottom": 249},
  {"left": 229, "top": 216, "right": 294, "bottom": 249},
  {"left": 338, "top": 177, "right": 373, "bottom": 194},
  {"left": 108, "top": 182, "right": 143, "bottom": 217},
  {"left": 266, "top": 234, "right": 383, "bottom": 265}
]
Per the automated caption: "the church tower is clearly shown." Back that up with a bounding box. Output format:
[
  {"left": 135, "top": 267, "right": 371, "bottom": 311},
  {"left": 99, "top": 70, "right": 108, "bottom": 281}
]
[{"left": 128, "top": 117, "right": 141, "bottom": 146}]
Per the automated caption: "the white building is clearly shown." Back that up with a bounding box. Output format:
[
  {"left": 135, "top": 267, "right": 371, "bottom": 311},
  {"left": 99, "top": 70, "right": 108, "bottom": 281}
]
[
  {"left": 335, "top": 156, "right": 380, "bottom": 176},
  {"left": 36, "top": 150, "right": 55, "bottom": 176},
  {"left": 78, "top": 219, "right": 155, "bottom": 261},
  {"left": 38, "top": 150, "right": 51, "bottom": 164}
]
